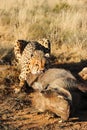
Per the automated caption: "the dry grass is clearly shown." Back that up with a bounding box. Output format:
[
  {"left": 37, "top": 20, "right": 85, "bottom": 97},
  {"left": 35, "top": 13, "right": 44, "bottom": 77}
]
[{"left": 0, "top": 0, "right": 87, "bottom": 62}]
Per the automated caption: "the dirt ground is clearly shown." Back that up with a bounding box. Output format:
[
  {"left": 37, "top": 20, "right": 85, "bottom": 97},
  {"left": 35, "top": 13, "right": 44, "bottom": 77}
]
[{"left": 0, "top": 49, "right": 87, "bottom": 130}]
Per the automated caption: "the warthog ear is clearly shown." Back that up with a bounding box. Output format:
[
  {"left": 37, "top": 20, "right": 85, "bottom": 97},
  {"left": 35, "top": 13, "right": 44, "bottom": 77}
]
[
  {"left": 79, "top": 67, "right": 87, "bottom": 80},
  {"left": 32, "top": 82, "right": 43, "bottom": 92}
]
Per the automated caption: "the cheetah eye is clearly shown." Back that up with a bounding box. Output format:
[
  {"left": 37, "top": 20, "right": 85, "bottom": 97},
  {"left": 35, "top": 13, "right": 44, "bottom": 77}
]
[
  {"left": 31, "top": 54, "right": 33, "bottom": 57},
  {"left": 35, "top": 64, "right": 38, "bottom": 66}
]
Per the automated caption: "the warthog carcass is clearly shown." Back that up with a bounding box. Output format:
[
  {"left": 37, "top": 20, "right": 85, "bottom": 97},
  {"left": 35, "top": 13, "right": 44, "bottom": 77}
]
[{"left": 27, "top": 68, "right": 87, "bottom": 121}]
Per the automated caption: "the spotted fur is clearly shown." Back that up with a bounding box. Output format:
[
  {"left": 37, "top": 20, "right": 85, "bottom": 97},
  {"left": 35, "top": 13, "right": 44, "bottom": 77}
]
[{"left": 13, "top": 39, "right": 50, "bottom": 92}]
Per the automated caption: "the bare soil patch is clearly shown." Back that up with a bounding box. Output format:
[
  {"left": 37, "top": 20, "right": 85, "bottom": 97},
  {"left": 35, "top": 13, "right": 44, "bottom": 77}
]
[{"left": 0, "top": 49, "right": 87, "bottom": 130}]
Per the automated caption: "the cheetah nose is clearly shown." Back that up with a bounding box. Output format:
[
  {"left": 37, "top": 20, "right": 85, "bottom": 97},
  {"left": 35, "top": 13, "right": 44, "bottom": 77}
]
[
  {"left": 41, "top": 67, "right": 45, "bottom": 71},
  {"left": 41, "top": 68, "right": 46, "bottom": 73},
  {"left": 41, "top": 70, "right": 44, "bottom": 73}
]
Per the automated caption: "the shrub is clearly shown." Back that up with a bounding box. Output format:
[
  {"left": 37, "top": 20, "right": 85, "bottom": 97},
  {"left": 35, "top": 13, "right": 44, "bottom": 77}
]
[{"left": 53, "top": 2, "right": 71, "bottom": 13}]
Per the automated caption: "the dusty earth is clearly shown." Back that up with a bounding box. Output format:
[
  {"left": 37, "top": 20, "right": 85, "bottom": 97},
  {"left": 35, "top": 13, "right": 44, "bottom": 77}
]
[{"left": 0, "top": 48, "right": 87, "bottom": 130}]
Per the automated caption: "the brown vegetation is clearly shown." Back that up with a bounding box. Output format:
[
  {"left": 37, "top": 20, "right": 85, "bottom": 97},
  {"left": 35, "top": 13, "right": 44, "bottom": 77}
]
[
  {"left": 0, "top": 0, "right": 87, "bottom": 62},
  {"left": 1, "top": 0, "right": 87, "bottom": 129}
]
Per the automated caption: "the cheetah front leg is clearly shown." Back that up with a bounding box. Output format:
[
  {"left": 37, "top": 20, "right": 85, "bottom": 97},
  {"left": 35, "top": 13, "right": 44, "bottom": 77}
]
[
  {"left": 14, "top": 79, "right": 25, "bottom": 93},
  {"left": 13, "top": 62, "right": 30, "bottom": 93}
]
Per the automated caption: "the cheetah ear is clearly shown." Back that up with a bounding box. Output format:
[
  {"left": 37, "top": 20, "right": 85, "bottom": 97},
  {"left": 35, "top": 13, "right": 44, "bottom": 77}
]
[
  {"left": 16, "top": 40, "right": 22, "bottom": 47},
  {"left": 44, "top": 53, "right": 50, "bottom": 58}
]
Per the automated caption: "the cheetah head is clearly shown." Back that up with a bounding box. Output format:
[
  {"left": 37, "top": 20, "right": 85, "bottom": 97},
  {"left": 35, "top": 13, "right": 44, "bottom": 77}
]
[{"left": 29, "top": 50, "right": 46, "bottom": 74}]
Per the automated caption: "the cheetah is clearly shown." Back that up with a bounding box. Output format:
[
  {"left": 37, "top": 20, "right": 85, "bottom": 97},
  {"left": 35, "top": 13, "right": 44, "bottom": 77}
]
[
  {"left": 14, "top": 38, "right": 51, "bottom": 64},
  {"left": 13, "top": 39, "right": 50, "bottom": 93}
]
